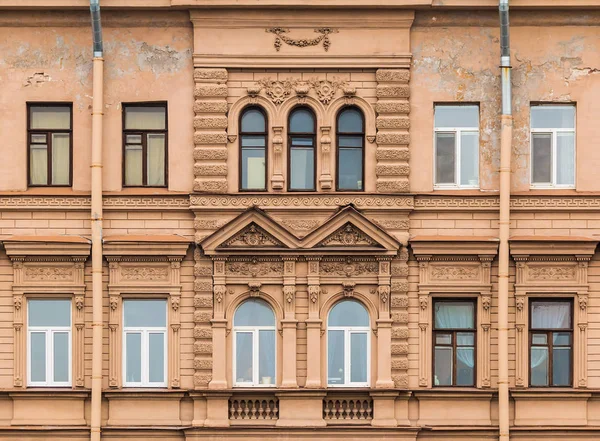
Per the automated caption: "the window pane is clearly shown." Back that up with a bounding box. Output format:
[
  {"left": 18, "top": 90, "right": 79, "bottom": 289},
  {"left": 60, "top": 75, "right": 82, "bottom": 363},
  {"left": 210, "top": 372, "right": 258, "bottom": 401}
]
[
  {"left": 553, "top": 347, "right": 571, "bottom": 386},
  {"left": 338, "top": 108, "right": 363, "bottom": 133},
  {"left": 553, "top": 332, "right": 571, "bottom": 346},
  {"left": 125, "top": 333, "right": 142, "bottom": 383},
  {"left": 241, "top": 135, "right": 266, "bottom": 148},
  {"left": 557, "top": 132, "right": 575, "bottom": 186},
  {"left": 435, "top": 333, "right": 452, "bottom": 345},
  {"left": 241, "top": 109, "right": 266, "bottom": 133},
  {"left": 457, "top": 332, "right": 475, "bottom": 346},
  {"left": 532, "top": 333, "right": 548, "bottom": 345},
  {"left": 30, "top": 145, "right": 48, "bottom": 185},
  {"left": 258, "top": 330, "right": 275, "bottom": 385},
  {"left": 290, "top": 109, "right": 314, "bottom": 133},
  {"left": 531, "top": 106, "right": 575, "bottom": 129},
  {"left": 532, "top": 133, "right": 552, "bottom": 184},
  {"left": 235, "top": 332, "right": 253, "bottom": 383},
  {"left": 434, "top": 301, "right": 474, "bottom": 329},
  {"left": 291, "top": 137, "right": 314, "bottom": 147},
  {"left": 125, "top": 106, "right": 166, "bottom": 130},
  {"left": 124, "top": 300, "right": 166, "bottom": 328},
  {"left": 329, "top": 300, "right": 369, "bottom": 327},
  {"left": 30, "top": 332, "right": 46, "bottom": 383},
  {"left": 30, "top": 106, "right": 71, "bottom": 130},
  {"left": 234, "top": 299, "right": 275, "bottom": 327},
  {"left": 338, "top": 148, "right": 363, "bottom": 190},
  {"left": 434, "top": 105, "right": 479, "bottom": 128},
  {"left": 148, "top": 333, "right": 165, "bottom": 383},
  {"left": 435, "top": 132, "right": 455, "bottom": 184},
  {"left": 29, "top": 300, "right": 71, "bottom": 327},
  {"left": 338, "top": 135, "right": 363, "bottom": 148},
  {"left": 31, "top": 134, "right": 47, "bottom": 143},
  {"left": 460, "top": 131, "right": 479, "bottom": 186},
  {"left": 52, "top": 133, "right": 70, "bottom": 185},
  {"left": 530, "top": 346, "right": 549, "bottom": 386},
  {"left": 126, "top": 134, "right": 142, "bottom": 144},
  {"left": 456, "top": 347, "right": 475, "bottom": 386},
  {"left": 290, "top": 147, "right": 314, "bottom": 190},
  {"left": 350, "top": 332, "right": 368, "bottom": 383},
  {"left": 327, "top": 330, "right": 344, "bottom": 385},
  {"left": 147, "top": 134, "right": 165, "bottom": 186},
  {"left": 53, "top": 332, "right": 69, "bottom": 383},
  {"left": 125, "top": 145, "right": 143, "bottom": 186},
  {"left": 531, "top": 301, "right": 571, "bottom": 329},
  {"left": 434, "top": 346, "right": 452, "bottom": 386},
  {"left": 241, "top": 148, "right": 266, "bottom": 190}
]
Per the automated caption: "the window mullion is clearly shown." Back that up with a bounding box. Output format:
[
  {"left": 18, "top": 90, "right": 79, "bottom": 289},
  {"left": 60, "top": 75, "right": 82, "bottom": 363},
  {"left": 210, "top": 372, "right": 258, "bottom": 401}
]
[
  {"left": 345, "top": 329, "right": 351, "bottom": 385},
  {"left": 552, "top": 130, "right": 557, "bottom": 186},
  {"left": 253, "top": 330, "right": 259, "bottom": 386},
  {"left": 455, "top": 129, "right": 461, "bottom": 186},
  {"left": 47, "top": 330, "right": 54, "bottom": 386}
]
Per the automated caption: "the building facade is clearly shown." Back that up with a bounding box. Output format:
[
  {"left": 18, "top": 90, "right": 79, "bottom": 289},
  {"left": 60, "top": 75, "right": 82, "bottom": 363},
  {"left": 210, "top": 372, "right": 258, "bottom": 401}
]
[{"left": 0, "top": 1, "right": 599, "bottom": 440}]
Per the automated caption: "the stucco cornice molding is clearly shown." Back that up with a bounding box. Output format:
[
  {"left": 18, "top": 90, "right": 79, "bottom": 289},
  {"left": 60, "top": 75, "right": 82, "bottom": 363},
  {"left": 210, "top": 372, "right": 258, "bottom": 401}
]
[
  {"left": 192, "top": 55, "right": 412, "bottom": 69},
  {"left": 0, "top": 195, "right": 190, "bottom": 210},
  {"left": 414, "top": 195, "right": 600, "bottom": 211}
]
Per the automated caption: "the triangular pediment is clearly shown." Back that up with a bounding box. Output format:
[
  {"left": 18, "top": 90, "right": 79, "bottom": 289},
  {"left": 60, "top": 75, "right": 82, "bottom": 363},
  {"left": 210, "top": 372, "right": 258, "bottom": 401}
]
[
  {"left": 302, "top": 205, "right": 400, "bottom": 252},
  {"left": 200, "top": 207, "right": 300, "bottom": 253}
]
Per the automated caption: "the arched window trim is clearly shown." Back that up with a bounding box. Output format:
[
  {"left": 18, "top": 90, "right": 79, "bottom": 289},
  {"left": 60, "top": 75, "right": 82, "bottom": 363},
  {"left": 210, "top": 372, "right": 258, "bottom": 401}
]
[
  {"left": 336, "top": 106, "right": 365, "bottom": 192},
  {"left": 326, "top": 299, "right": 371, "bottom": 388},
  {"left": 239, "top": 106, "right": 268, "bottom": 192},
  {"left": 287, "top": 106, "right": 317, "bottom": 192},
  {"left": 232, "top": 299, "right": 277, "bottom": 388}
]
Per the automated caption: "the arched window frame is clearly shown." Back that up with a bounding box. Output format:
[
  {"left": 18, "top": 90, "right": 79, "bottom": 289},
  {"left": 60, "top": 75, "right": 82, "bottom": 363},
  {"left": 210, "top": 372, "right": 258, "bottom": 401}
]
[
  {"left": 232, "top": 299, "right": 277, "bottom": 388},
  {"left": 336, "top": 106, "right": 365, "bottom": 191},
  {"left": 287, "top": 106, "right": 317, "bottom": 192},
  {"left": 327, "top": 299, "right": 371, "bottom": 388},
  {"left": 239, "top": 106, "right": 268, "bottom": 192}
]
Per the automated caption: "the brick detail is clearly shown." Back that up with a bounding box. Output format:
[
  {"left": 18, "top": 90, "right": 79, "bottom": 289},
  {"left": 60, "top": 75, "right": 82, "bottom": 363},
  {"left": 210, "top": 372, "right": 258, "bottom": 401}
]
[
  {"left": 193, "top": 248, "right": 213, "bottom": 389},
  {"left": 391, "top": 253, "right": 409, "bottom": 389},
  {"left": 375, "top": 68, "right": 410, "bottom": 193},
  {"left": 193, "top": 68, "right": 229, "bottom": 193}
]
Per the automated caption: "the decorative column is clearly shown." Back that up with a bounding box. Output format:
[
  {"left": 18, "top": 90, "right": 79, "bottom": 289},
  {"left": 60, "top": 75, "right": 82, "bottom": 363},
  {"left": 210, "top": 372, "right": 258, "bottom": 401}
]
[
  {"left": 281, "top": 257, "right": 298, "bottom": 388},
  {"left": 305, "top": 256, "right": 322, "bottom": 388},
  {"left": 479, "top": 255, "right": 493, "bottom": 388},
  {"left": 514, "top": 257, "right": 528, "bottom": 388},
  {"left": 576, "top": 256, "right": 590, "bottom": 388},
  {"left": 319, "top": 126, "right": 333, "bottom": 190},
  {"left": 193, "top": 68, "right": 229, "bottom": 193},
  {"left": 73, "top": 291, "right": 85, "bottom": 388},
  {"left": 375, "top": 69, "right": 410, "bottom": 193},
  {"left": 271, "top": 126, "right": 284, "bottom": 190},
  {"left": 375, "top": 258, "right": 394, "bottom": 388},
  {"left": 169, "top": 257, "right": 182, "bottom": 388},
  {"left": 12, "top": 258, "right": 24, "bottom": 388},
  {"left": 416, "top": 255, "right": 431, "bottom": 387},
  {"left": 209, "top": 257, "right": 227, "bottom": 389},
  {"left": 107, "top": 260, "right": 120, "bottom": 388}
]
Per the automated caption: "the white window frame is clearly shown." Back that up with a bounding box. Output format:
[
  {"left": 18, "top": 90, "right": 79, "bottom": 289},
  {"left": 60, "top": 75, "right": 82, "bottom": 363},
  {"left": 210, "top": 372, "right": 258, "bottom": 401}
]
[
  {"left": 122, "top": 301, "right": 168, "bottom": 388},
  {"left": 327, "top": 324, "right": 371, "bottom": 388},
  {"left": 433, "top": 106, "right": 480, "bottom": 190},
  {"left": 232, "top": 324, "right": 277, "bottom": 388},
  {"left": 27, "top": 302, "right": 72, "bottom": 387},
  {"left": 530, "top": 105, "right": 576, "bottom": 189}
]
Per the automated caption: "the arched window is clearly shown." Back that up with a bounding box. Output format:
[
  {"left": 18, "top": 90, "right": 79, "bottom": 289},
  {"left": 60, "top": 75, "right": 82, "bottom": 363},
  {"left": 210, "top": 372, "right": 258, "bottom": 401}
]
[
  {"left": 239, "top": 107, "right": 267, "bottom": 191},
  {"left": 233, "top": 299, "right": 276, "bottom": 387},
  {"left": 336, "top": 107, "right": 365, "bottom": 191},
  {"left": 288, "top": 107, "right": 316, "bottom": 191},
  {"left": 327, "top": 299, "right": 370, "bottom": 387}
]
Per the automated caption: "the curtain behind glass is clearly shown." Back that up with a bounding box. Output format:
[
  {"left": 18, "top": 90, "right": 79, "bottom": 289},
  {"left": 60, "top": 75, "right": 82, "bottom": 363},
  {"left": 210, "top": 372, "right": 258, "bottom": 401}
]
[
  {"left": 30, "top": 107, "right": 70, "bottom": 129},
  {"left": 30, "top": 145, "right": 48, "bottom": 185},
  {"left": 52, "top": 133, "right": 70, "bottom": 185},
  {"left": 147, "top": 134, "right": 166, "bottom": 186},
  {"left": 125, "top": 107, "right": 166, "bottom": 130},
  {"left": 434, "top": 302, "right": 474, "bottom": 329},
  {"left": 531, "top": 302, "right": 571, "bottom": 329}
]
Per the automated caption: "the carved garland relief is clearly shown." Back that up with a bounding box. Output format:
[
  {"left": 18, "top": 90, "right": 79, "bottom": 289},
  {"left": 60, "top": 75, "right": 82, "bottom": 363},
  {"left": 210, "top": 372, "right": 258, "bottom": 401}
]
[
  {"left": 250, "top": 77, "right": 355, "bottom": 106},
  {"left": 266, "top": 27, "right": 338, "bottom": 52}
]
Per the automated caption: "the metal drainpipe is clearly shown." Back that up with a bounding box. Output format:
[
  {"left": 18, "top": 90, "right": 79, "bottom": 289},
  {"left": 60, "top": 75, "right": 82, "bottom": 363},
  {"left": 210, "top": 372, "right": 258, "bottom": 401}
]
[
  {"left": 89, "top": 1, "right": 104, "bottom": 441},
  {"left": 498, "top": 1, "right": 512, "bottom": 440}
]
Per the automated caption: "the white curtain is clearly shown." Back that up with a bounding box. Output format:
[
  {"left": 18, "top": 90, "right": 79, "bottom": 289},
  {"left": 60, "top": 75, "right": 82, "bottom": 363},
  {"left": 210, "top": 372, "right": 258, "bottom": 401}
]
[
  {"left": 531, "top": 302, "right": 571, "bottom": 329},
  {"left": 435, "top": 303, "right": 475, "bottom": 369},
  {"left": 125, "top": 107, "right": 165, "bottom": 130},
  {"left": 52, "top": 133, "right": 70, "bottom": 185},
  {"left": 125, "top": 145, "right": 143, "bottom": 186},
  {"left": 30, "top": 145, "right": 47, "bottom": 185},
  {"left": 147, "top": 134, "right": 165, "bottom": 186},
  {"left": 30, "top": 107, "right": 70, "bottom": 130}
]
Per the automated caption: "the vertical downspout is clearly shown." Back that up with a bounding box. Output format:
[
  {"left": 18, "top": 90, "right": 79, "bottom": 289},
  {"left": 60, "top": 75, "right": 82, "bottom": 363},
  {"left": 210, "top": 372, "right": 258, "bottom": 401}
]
[
  {"left": 89, "top": 2, "right": 104, "bottom": 441},
  {"left": 498, "top": 1, "right": 512, "bottom": 441}
]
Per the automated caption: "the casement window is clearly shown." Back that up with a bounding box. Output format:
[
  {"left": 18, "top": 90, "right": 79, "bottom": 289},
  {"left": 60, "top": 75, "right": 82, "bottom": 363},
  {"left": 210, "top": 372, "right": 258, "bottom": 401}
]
[
  {"left": 288, "top": 107, "right": 316, "bottom": 191},
  {"left": 530, "top": 105, "right": 575, "bottom": 188},
  {"left": 433, "top": 300, "right": 476, "bottom": 387},
  {"left": 27, "top": 104, "right": 72, "bottom": 186},
  {"left": 529, "top": 299, "right": 573, "bottom": 387},
  {"left": 233, "top": 299, "right": 276, "bottom": 387},
  {"left": 327, "top": 299, "right": 370, "bottom": 387},
  {"left": 434, "top": 104, "right": 479, "bottom": 188},
  {"left": 28, "top": 299, "right": 71, "bottom": 387},
  {"left": 123, "top": 103, "right": 168, "bottom": 187},
  {"left": 336, "top": 107, "right": 365, "bottom": 191},
  {"left": 239, "top": 107, "right": 267, "bottom": 191},
  {"left": 123, "top": 299, "right": 167, "bottom": 387}
]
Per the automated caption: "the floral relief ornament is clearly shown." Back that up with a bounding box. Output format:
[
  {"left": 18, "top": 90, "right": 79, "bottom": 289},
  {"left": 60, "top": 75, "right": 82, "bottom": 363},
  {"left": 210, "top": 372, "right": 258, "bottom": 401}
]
[
  {"left": 266, "top": 27, "right": 338, "bottom": 52},
  {"left": 256, "top": 78, "right": 295, "bottom": 105}
]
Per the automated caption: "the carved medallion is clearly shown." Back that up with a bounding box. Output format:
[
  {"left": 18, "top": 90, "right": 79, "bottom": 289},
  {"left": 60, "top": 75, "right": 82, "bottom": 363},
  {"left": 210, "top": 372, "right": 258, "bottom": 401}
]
[
  {"left": 222, "top": 223, "right": 283, "bottom": 248},
  {"left": 317, "top": 223, "right": 377, "bottom": 247}
]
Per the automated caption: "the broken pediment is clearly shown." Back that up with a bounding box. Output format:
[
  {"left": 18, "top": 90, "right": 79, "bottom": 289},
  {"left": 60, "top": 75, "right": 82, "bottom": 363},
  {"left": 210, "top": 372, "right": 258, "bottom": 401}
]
[{"left": 220, "top": 222, "right": 285, "bottom": 248}]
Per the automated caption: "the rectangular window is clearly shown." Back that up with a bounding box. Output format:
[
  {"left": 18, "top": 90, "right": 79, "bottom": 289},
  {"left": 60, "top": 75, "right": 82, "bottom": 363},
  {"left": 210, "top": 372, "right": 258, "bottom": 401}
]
[
  {"left": 433, "top": 299, "right": 476, "bottom": 386},
  {"left": 28, "top": 104, "right": 72, "bottom": 186},
  {"left": 123, "top": 104, "right": 168, "bottom": 187},
  {"left": 28, "top": 299, "right": 71, "bottom": 386},
  {"left": 529, "top": 299, "right": 573, "bottom": 387},
  {"left": 434, "top": 105, "right": 479, "bottom": 188},
  {"left": 123, "top": 299, "right": 167, "bottom": 387},
  {"left": 530, "top": 105, "right": 575, "bottom": 188}
]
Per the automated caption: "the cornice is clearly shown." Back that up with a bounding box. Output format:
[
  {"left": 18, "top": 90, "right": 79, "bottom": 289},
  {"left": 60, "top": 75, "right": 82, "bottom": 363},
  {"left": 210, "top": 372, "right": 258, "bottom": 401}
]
[
  {"left": 414, "top": 195, "right": 600, "bottom": 211},
  {"left": 192, "top": 55, "right": 412, "bottom": 69},
  {"left": 0, "top": 195, "right": 189, "bottom": 210}
]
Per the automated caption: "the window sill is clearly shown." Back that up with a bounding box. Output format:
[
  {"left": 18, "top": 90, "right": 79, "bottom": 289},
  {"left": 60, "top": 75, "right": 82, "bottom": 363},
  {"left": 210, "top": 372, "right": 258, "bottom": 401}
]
[
  {"left": 9, "top": 389, "right": 90, "bottom": 398},
  {"left": 104, "top": 389, "right": 187, "bottom": 399}
]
